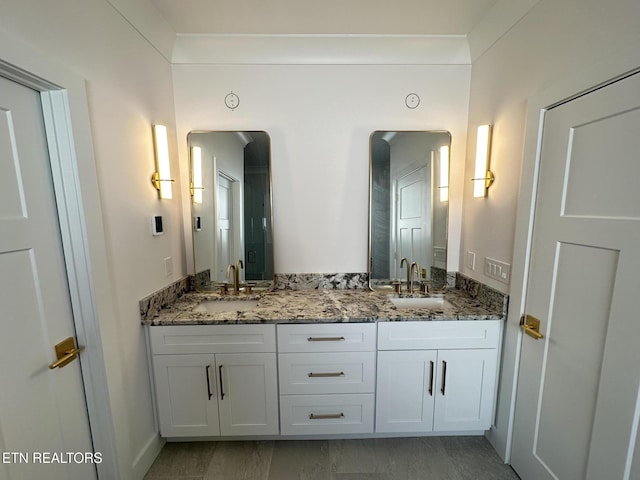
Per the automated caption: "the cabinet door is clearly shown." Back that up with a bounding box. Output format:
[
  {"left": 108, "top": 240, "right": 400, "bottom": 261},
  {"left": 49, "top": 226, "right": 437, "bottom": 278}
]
[
  {"left": 153, "top": 354, "right": 220, "bottom": 437},
  {"left": 215, "top": 353, "right": 279, "bottom": 436},
  {"left": 375, "top": 350, "right": 437, "bottom": 433},
  {"left": 433, "top": 349, "right": 498, "bottom": 431}
]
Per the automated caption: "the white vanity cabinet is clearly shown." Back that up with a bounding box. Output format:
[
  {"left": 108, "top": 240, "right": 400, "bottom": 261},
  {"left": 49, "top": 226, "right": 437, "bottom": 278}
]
[
  {"left": 149, "top": 325, "right": 279, "bottom": 438},
  {"left": 376, "top": 321, "right": 500, "bottom": 433},
  {"left": 277, "top": 323, "right": 377, "bottom": 435},
  {"left": 148, "top": 319, "right": 502, "bottom": 439}
]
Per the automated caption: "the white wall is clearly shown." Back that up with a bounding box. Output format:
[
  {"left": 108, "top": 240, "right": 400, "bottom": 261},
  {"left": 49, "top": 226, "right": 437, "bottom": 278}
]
[
  {"left": 463, "top": 0, "right": 640, "bottom": 459},
  {"left": 0, "top": 1, "right": 180, "bottom": 478},
  {"left": 173, "top": 64, "right": 470, "bottom": 275}
]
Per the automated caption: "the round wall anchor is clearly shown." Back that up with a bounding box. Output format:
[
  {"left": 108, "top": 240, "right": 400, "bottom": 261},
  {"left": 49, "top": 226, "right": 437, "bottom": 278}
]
[
  {"left": 225, "top": 92, "right": 239, "bottom": 110},
  {"left": 405, "top": 93, "right": 420, "bottom": 109}
]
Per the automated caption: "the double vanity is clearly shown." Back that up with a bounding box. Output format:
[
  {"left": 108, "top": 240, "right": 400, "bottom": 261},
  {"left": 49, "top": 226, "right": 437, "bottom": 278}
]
[
  {"left": 143, "top": 285, "right": 506, "bottom": 441},
  {"left": 142, "top": 128, "right": 505, "bottom": 441}
]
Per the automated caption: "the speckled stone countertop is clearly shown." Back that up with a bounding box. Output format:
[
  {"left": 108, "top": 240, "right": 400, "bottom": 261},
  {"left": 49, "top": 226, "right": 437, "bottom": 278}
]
[{"left": 142, "top": 288, "right": 506, "bottom": 326}]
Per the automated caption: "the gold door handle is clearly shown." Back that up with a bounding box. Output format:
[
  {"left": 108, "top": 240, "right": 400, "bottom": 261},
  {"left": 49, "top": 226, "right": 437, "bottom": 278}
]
[
  {"left": 520, "top": 314, "right": 544, "bottom": 340},
  {"left": 49, "top": 337, "right": 84, "bottom": 369}
]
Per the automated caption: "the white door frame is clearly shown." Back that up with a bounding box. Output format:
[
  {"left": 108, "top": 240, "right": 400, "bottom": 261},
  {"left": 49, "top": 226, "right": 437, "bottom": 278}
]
[
  {"left": 0, "top": 59, "right": 118, "bottom": 478},
  {"left": 493, "top": 47, "right": 640, "bottom": 463}
]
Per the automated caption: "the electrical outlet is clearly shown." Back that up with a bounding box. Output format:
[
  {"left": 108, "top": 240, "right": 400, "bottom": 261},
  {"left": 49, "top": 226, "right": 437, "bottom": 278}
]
[
  {"left": 467, "top": 251, "right": 476, "bottom": 270},
  {"left": 484, "top": 257, "right": 510, "bottom": 284},
  {"left": 164, "top": 257, "right": 173, "bottom": 276}
]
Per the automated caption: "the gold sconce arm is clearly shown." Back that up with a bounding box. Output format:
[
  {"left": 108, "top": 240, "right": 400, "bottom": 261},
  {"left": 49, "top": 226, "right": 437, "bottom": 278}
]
[
  {"left": 471, "top": 170, "right": 495, "bottom": 189},
  {"left": 189, "top": 182, "right": 205, "bottom": 196},
  {"left": 151, "top": 172, "right": 175, "bottom": 191}
]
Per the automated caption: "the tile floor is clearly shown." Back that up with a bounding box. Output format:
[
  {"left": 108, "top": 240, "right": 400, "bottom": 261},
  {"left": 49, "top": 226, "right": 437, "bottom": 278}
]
[{"left": 144, "top": 436, "right": 521, "bottom": 480}]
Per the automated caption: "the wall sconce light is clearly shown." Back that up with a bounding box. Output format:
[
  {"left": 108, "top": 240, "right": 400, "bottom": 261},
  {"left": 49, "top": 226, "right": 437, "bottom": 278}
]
[
  {"left": 150, "top": 124, "right": 173, "bottom": 199},
  {"left": 473, "top": 124, "right": 494, "bottom": 198},
  {"left": 190, "top": 146, "right": 203, "bottom": 204},
  {"left": 439, "top": 145, "right": 449, "bottom": 202}
]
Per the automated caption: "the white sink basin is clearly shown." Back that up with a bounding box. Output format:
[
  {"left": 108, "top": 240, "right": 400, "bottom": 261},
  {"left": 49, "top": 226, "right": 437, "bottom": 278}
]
[
  {"left": 193, "top": 299, "right": 259, "bottom": 313},
  {"left": 389, "top": 296, "right": 444, "bottom": 309}
]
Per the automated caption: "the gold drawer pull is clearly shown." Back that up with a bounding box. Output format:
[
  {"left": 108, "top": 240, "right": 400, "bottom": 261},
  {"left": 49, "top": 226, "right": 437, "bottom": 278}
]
[
  {"left": 309, "top": 413, "right": 345, "bottom": 420},
  {"left": 308, "top": 371, "right": 345, "bottom": 378},
  {"left": 307, "top": 336, "right": 345, "bottom": 342}
]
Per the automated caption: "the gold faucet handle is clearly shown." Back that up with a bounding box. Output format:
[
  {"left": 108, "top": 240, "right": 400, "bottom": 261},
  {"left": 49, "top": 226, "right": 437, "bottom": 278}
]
[{"left": 226, "top": 264, "right": 235, "bottom": 278}]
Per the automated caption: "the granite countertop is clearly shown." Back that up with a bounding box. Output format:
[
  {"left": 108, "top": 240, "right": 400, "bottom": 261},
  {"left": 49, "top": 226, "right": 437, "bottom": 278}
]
[{"left": 142, "top": 288, "right": 506, "bottom": 326}]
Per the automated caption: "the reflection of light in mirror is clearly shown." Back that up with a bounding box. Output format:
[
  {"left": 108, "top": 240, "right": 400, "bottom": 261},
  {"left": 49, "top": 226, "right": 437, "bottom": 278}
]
[
  {"left": 191, "top": 146, "right": 203, "bottom": 204},
  {"left": 439, "top": 145, "right": 449, "bottom": 202}
]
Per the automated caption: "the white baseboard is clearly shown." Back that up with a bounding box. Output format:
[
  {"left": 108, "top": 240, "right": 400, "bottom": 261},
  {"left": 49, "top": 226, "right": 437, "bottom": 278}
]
[{"left": 131, "top": 432, "right": 165, "bottom": 480}]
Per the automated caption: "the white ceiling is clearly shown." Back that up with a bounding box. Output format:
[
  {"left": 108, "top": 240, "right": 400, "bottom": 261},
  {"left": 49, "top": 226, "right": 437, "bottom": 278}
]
[{"left": 148, "top": 0, "right": 501, "bottom": 35}]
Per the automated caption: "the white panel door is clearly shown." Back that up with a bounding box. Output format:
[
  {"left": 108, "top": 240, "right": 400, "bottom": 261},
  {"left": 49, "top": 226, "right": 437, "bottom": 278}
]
[
  {"left": 0, "top": 77, "right": 95, "bottom": 479},
  {"left": 215, "top": 174, "right": 232, "bottom": 281},
  {"left": 375, "top": 350, "right": 437, "bottom": 433},
  {"left": 511, "top": 72, "right": 640, "bottom": 480},
  {"left": 216, "top": 353, "right": 279, "bottom": 436}
]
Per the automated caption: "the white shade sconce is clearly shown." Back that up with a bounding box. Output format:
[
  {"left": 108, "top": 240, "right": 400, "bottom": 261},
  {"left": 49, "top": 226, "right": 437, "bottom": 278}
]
[
  {"left": 439, "top": 145, "right": 449, "bottom": 202},
  {"left": 150, "top": 124, "right": 173, "bottom": 199},
  {"left": 473, "top": 124, "right": 495, "bottom": 198},
  {"left": 190, "top": 146, "right": 204, "bottom": 204}
]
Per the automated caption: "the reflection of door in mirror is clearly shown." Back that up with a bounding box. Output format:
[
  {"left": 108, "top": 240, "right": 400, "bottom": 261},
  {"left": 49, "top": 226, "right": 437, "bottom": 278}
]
[
  {"left": 216, "top": 173, "right": 239, "bottom": 282},
  {"left": 395, "top": 165, "right": 431, "bottom": 280},
  {"left": 369, "top": 131, "right": 450, "bottom": 291},
  {"left": 189, "top": 131, "right": 274, "bottom": 291}
]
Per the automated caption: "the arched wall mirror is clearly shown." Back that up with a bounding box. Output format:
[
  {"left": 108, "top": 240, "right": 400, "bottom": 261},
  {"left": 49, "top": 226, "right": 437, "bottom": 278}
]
[
  {"left": 189, "top": 131, "right": 274, "bottom": 292},
  {"left": 369, "top": 131, "right": 450, "bottom": 291}
]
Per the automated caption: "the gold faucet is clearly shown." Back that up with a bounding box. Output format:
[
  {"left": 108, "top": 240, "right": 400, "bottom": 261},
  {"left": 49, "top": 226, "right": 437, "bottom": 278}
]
[
  {"left": 226, "top": 260, "right": 244, "bottom": 295},
  {"left": 400, "top": 257, "right": 410, "bottom": 292},
  {"left": 227, "top": 263, "right": 239, "bottom": 295},
  {"left": 410, "top": 262, "right": 421, "bottom": 293},
  {"left": 236, "top": 259, "right": 244, "bottom": 292}
]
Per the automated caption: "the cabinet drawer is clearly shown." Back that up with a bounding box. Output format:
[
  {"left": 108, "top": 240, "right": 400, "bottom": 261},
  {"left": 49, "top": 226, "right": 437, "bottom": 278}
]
[
  {"left": 280, "top": 394, "right": 374, "bottom": 435},
  {"left": 150, "top": 325, "right": 276, "bottom": 354},
  {"left": 377, "top": 321, "right": 500, "bottom": 350},
  {"left": 277, "top": 323, "right": 376, "bottom": 353},
  {"left": 278, "top": 352, "right": 375, "bottom": 394}
]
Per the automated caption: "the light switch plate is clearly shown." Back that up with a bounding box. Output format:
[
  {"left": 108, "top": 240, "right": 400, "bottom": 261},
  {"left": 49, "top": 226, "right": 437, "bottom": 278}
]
[
  {"left": 467, "top": 251, "right": 476, "bottom": 270},
  {"left": 484, "top": 257, "right": 510, "bottom": 284}
]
